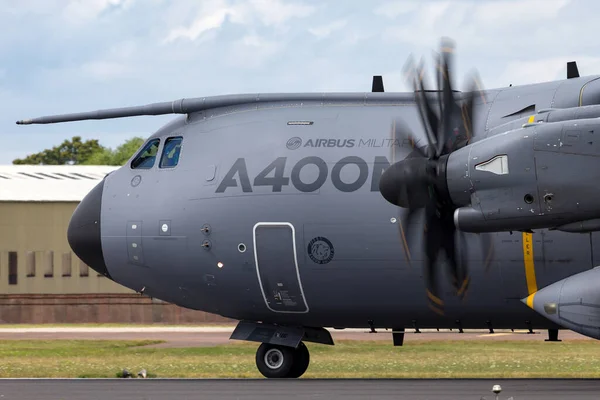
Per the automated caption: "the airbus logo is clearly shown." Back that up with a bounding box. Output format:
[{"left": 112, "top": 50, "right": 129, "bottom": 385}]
[
  {"left": 286, "top": 137, "right": 302, "bottom": 150},
  {"left": 287, "top": 137, "right": 355, "bottom": 149}
]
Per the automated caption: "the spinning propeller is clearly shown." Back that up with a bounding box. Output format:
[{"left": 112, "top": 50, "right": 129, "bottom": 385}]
[{"left": 379, "top": 37, "right": 492, "bottom": 315}]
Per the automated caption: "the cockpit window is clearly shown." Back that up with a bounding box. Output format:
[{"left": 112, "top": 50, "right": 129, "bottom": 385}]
[
  {"left": 159, "top": 136, "right": 183, "bottom": 169},
  {"left": 131, "top": 139, "right": 160, "bottom": 169}
]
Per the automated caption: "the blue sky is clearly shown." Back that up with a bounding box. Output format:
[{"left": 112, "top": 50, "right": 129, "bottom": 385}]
[{"left": 1, "top": 0, "right": 599, "bottom": 164}]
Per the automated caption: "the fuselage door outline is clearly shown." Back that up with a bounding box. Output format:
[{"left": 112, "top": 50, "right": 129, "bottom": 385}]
[{"left": 252, "top": 222, "right": 309, "bottom": 314}]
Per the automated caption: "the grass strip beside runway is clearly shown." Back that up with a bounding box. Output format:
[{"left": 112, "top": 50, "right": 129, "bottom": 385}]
[{"left": 1, "top": 339, "right": 599, "bottom": 378}]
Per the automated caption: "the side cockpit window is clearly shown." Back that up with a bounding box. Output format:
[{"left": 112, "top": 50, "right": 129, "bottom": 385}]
[
  {"left": 159, "top": 136, "right": 183, "bottom": 169},
  {"left": 131, "top": 139, "right": 160, "bottom": 169}
]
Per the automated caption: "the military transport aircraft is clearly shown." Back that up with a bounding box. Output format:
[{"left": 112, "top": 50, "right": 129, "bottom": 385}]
[{"left": 17, "top": 37, "right": 600, "bottom": 378}]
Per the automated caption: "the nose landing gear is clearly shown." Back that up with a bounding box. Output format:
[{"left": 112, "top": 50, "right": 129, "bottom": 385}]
[{"left": 255, "top": 342, "right": 310, "bottom": 378}]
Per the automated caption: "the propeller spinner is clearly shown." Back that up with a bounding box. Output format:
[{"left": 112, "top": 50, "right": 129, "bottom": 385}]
[{"left": 379, "top": 37, "right": 490, "bottom": 315}]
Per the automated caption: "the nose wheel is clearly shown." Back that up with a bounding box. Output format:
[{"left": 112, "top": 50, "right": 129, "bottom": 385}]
[{"left": 255, "top": 342, "right": 310, "bottom": 378}]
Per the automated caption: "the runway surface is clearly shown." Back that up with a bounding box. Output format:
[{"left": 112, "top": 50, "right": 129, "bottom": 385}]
[
  {"left": 1, "top": 379, "right": 599, "bottom": 400},
  {"left": 0, "top": 326, "right": 589, "bottom": 347}
]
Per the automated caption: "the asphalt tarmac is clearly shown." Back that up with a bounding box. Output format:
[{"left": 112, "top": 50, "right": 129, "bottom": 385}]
[{"left": 1, "top": 378, "right": 599, "bottom": 400}]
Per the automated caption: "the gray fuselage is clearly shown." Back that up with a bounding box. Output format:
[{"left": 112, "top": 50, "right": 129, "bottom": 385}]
[{"left": 72, "top": 75, "right": 600, "bottom": 331}]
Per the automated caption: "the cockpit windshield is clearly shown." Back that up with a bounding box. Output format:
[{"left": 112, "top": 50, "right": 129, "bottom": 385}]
[
  {"left": 131, "top": 139, "right": 160, "bottom": 169},
  {"left": 159, "top": 137, "right": 183, "bottom": 168}
]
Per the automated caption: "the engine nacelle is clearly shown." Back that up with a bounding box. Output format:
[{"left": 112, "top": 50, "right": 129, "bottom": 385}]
[
  {"left": 447, "top": 117, "right": 600, "bottom": 233},
  {"left": 524, "top": 267, "right": 600, "bottom": 340},
  {"left": 485, "top": 104, "right": 600, "bottom": 140}
]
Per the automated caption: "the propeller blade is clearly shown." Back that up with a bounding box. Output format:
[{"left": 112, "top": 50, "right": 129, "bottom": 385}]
[
  {"left": 481, "top": 233, "right": 495, "bottom": 273},
  {"left": 403, "top": 56, "right": 438, "bottom": 158},
  {"left": 423, "top": 200, "right": 444, "bottom": 314},
  {"left": 414, "top": 59, "right": 440, "bottom": 156},
  {"left": 439, "top": 206, "right": 460, "bottom": 284},
  {"left": 455, "top": 231, "right": 470, "bottom": 299},
  {"left": 384, "top": 37, "right": 490, "bottom": 309},
  {"left": 455, "top": 71, "right": 484, "bottom": 150},
  {"left": 390, "top": 118, "right": 427, "bottom": 161},
  {"left": 398, "top": 207, "right": 421, "bottom": 266},
  {"left": 439, "top": 37, "right": 456, "bottom": 156}
]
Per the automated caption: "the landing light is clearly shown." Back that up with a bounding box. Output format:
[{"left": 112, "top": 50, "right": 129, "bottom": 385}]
[{"left": 217, "top": 262, "right": 224, "bottom": 269}]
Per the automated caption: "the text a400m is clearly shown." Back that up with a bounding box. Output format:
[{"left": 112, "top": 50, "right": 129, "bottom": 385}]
[{"left": 215, "top": 155, "right": 391, "bottom": 194}]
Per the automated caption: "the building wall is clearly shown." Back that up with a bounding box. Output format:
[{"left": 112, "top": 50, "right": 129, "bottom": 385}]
[
  {"left": 0, "top": 202, "right": 129, "bottom": 294},
  {"left": 0, "top": 294, "right": 234, "bottom": 324},
  {"left": 0, "top": 202, "right": 232, "bottom": 324}
]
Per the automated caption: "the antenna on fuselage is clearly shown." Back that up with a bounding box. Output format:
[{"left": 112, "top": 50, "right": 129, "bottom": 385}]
[
  {"left": 567, "top": 61, "right": 580, "bottom": 79},
  {"left": 372, "top": 76, "right": 384, "bottom": 92}
]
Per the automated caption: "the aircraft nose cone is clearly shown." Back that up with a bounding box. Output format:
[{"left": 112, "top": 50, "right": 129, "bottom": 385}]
[{"left": 67, "top": 179, "right": 111, "bottom": 279}]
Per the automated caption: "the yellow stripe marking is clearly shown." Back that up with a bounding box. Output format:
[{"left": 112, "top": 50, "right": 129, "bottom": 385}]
[
  {"left": 528, "top": 115, "right": 535, "bottom": 123},
  {"left": 525, "top": 293, "right": 536, "bottom": 309},
  {"left": 522, "top": 232, "right": 538, "bottom": 308}
]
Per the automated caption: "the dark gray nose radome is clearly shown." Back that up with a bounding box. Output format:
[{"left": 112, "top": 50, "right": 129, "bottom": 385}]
[{"left": 67, "top": 179, "right": 111, "bottom": 279}]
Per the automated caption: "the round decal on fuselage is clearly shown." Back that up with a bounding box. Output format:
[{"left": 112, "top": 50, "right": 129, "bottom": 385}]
[
  {"left": 307, "top": 236, "right": 335, "bottom": 264},
  {"left": 131, "top": 175, "right": 142, "bottom": 187}
]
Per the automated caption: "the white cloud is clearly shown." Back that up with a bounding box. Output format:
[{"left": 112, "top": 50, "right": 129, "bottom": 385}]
[
  {"left": 163, "top": 0, "right": 315, "bottom": 43},
  {"left": 62, "top": 0, "right": 135, "bottom": 23},
  {"left": 493, "top": 56, "right": 600, "bottom": 88},
  {"left": 3, "top": 0, "right": 65, "bottom": 16},
  {"left": 3, "top": 0, "right": 600, "bottom": 164},
  {"left": 248, "top": 0, "right": 315, "bottom": 26},
  {"left": 474, "top": 0, "right": 570, "bottom": 25},
  {"left": 226, "top": 33, "right": 283, "bottom": 68},
  {"left": 373, "top": 1, "right": 419, "bottom": 18},
  {"left": 379, "top": 0, "right": 572, "bottom": 50},
  {"left": 162, "top": 3, "right": 233, "bottom": 43},
  {"left": 81, "top": 61, "right": 133, "bottom": 80},
  {"left": 308, "top": 20, "right": 347, "bottom": 39}
]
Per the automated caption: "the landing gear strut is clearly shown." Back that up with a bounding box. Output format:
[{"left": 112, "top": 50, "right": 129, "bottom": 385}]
[{"left": 255, "top": 342, "right": 310, "bottom": 378}]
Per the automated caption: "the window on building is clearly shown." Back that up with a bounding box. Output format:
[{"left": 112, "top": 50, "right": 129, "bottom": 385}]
[
  {"left": 44, "top": 251, "right": 54, "bottom": 278},
  {"left": 62, "top": 253, "right": 72, "bottom": 277},
  {"left": 26, "top": 251, "right": 36, "bottom": 277},
  {"left": 159, "top": 137, "right": 183, "bottom": 168},
  {"left": 8, "top": 251, "right": 17, "bottom": 285},
  {"left": 79, "top": 260, "right": 89, "bottom": 277},
  {"left": 131, "top": 139, "right": 160, "bottom": 169}
]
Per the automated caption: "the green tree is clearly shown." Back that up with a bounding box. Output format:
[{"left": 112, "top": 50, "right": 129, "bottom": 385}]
[
  {"left": 13, "top": 136, "right": 146, "bottom": 166},
  {"left": 82, "top": 137, "right": 145, "bottom": 165},
  {"left": 111, "top": 136, "right": 145, "bottom": 165},
  {"left": 13, "top": 136, "right": 105, "bottom": 165}
]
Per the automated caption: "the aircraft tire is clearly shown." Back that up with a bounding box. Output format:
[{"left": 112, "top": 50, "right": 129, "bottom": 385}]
[
  {"left": 255, "top": 343, "right": 296, "bottom": 378},
  {"left": 287, "top": 342, "right": 310, "bottom": 378}
]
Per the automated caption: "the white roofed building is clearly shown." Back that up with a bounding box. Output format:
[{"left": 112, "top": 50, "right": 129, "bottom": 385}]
[
  {"left": 0, "top": 165, "right": 230, "bottom": 324},
  {"left": 0, "top": 165, "right": 125, "bottom": 299},
  {"left": 0, "top": 165, "right": 118, "bottom": 202}
]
